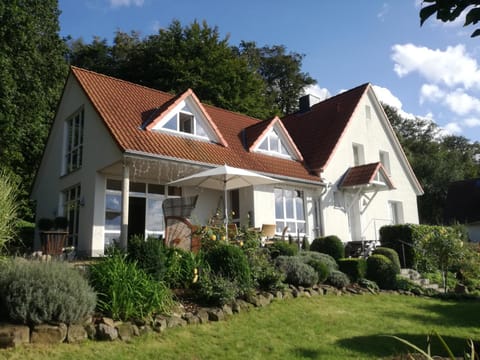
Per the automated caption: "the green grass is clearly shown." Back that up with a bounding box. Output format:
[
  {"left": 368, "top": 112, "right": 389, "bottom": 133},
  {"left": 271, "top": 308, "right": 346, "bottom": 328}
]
[{"left": 2, "top": 294, "right": 480, "bottom": 359}]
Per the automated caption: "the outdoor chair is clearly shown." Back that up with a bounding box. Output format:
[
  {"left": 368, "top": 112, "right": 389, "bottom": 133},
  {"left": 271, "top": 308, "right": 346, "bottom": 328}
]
[{"left": 162, "top": 195, "right": 198, "bottom": 252}]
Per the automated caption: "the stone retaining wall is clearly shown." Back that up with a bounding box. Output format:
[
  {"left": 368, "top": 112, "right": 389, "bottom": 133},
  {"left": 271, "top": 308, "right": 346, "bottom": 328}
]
[{"left": 0, "top": 284, "right": 397, "bottom": 348}]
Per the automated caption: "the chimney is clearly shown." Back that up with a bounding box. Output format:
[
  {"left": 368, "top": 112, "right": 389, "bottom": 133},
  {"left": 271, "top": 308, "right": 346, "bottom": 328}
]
[{"left": 299, "top": 94, "right": 321, "bottom": 112}]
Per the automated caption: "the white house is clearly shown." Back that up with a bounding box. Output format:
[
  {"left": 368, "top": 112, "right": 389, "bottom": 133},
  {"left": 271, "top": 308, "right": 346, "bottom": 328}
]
[{"left": 31, "top": 67, "right": 423, "bottom": 257}]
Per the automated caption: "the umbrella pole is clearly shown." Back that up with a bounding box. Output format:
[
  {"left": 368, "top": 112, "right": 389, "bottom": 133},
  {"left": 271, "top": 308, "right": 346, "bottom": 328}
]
[{"left": 224, "top": 180, "right": 228, "bottom": 241}]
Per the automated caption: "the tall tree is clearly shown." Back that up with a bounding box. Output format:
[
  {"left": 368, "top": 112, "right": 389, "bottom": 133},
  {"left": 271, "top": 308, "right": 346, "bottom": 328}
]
[
  {"left": 0, "top": 0, "right": 68, "bottom": 220},
  {"left": 420, "top": 0, "right": 480, "bottom": 37},
  {"left": 236, "top": 41, "right": 316, "bottom": 115},
  {"left": 68, "top": 20, "right": 315, "bottom": 119},
  {"left": 384, "top": 104, "right": 480, "bottom": 224}
]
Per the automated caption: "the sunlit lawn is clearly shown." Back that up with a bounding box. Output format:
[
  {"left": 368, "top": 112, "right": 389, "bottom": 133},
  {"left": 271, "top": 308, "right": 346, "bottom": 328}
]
[{"left": 2, "top": 293, "right": 479, "bottom": 360}]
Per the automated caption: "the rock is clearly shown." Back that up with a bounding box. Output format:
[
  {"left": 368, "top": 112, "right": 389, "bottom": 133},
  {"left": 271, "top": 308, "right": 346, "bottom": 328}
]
[
  {"left": 221, "top": 304, "right": 233, "bottom": 316},
  {"left": 303, "top": 291, "right": 311, "bottom": 298},
  {"left": 66, "top": 324, "right": 87, "bottom": 343},
  {"left": 100, "top": 317, "right": 115, "bottom": 328},
  {"left": 196, "top": 309, "right": 210, "bottom": 324},
  {"left": 250, "top": 294, "right": 270, "bottom": 307},
  {"left": 292, "top": 289, "right": 300, "bottom": 298},
  {"left": 96, "top": 323, "right": 118, "bottom": 341},
  {"left": 0, "top": 324, "right": 30, "bottom": 348},
  {"left": 207, "top": 308, "right": 225, "bottom": 322},
  {"left": 274, "top": 291, "right": 283, "bottom": 299},
  {"left": 138, "top": 325, "right": 152, "bottom": 336},
  {"left": 153, "top": 316, "right": 167, "bottom": 333},
  {"left": 117, "top": 322, "right": 138, "bottom": 341},
  {"left": 31, "top": 323, "right": 67, "bottom": 344},
  {"left": 84, "top": 323, "right": 96, "bottom": 340},
  {"left": 166, "top": 316, "right": 187, "bottom": 328}
]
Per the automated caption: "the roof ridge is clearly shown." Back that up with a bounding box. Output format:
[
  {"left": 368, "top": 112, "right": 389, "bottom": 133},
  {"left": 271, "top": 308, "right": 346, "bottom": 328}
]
[
  {"left": 70, "top": 66, "right": 175, "bottom": 98},
  {"left": 308, "top": 82, "right": 370, "bottom": 110}
]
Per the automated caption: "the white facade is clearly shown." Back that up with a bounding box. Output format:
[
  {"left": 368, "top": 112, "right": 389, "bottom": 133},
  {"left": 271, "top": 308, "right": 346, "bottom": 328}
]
[
  {"left": 319, "top": 92, "right": 420, "bottom": 242},
  {"left": 32, "top": 71, "right": 421, "bottom": 257}
]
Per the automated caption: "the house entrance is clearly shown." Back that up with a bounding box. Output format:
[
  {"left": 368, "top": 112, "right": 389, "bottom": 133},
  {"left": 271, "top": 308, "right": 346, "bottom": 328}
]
[{"left": 128, "top": 196, "right": 146, "bottom": 239}]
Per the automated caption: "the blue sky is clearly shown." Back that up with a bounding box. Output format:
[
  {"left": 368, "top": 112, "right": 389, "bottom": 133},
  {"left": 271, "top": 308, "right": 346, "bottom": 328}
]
[{"left": 59, "top": 0, "right": 480, "bottom": 143}]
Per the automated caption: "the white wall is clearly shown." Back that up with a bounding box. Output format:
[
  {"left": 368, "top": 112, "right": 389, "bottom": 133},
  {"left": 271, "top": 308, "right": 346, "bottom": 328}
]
[
  {"left": 32, "top": 74, "right": 123, "bottom": 256},
  {"left": 320, "top": 90, "right": 420, "bottom": 242}
]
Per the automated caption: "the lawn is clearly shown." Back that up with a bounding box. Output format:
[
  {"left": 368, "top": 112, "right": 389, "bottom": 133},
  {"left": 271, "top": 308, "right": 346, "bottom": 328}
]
[{"left": 2, "top": 293, "right": 479, "bottom": 360}]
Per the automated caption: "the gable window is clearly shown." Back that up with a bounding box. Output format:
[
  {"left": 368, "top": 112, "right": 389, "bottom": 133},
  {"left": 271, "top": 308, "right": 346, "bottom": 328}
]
[
  {"left": 275, "top": 188, "right": 305, "bottom": 235},
  {"left": 257, "top": 129, "right": 290, "bottom": 158},
  {"left": 352, "top": 143, "right": 365, "bottom": 166},
  {"left": 389, "top": 201, "right": 403, "bottom": 225},
  {"left": 64, "top": 107, "right": 85, "bottom": 174},
  {"left": 162, "top": 111, "right": 207, "bottom": 138},
  {"left": 62, "top": 184, "right": 81, "bottom": 247},
  {"left": 379, "top": 150, "right": 391, "bottom": 175}
]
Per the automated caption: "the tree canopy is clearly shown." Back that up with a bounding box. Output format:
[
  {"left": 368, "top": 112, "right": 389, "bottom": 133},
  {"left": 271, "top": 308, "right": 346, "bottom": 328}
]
[
  {"left": 67, "top": 20, "right": 315, "bottom": 119},
  {"left": 0, "top": 0, "right": 68, "bottom": 219},
  {"left": 383, "top": 104, "right": 480, "bottom": 224},
  {"left": 420, "top": 0, "right": 480, "bottom": 37}
]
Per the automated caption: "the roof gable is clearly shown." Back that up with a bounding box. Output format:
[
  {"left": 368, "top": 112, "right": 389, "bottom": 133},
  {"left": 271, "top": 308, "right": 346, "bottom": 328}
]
[
  {"left": 339, "top": 162, "right": 395, "bottom": 191},
  {"left": 144, "top": 88, "right": 227, "bottom": 146},
  {"left": 246, "top": 117, "right": 303, "bottom": 161},
  {"left": 282, "top": 83, "right": 369, "bottom": 174}
]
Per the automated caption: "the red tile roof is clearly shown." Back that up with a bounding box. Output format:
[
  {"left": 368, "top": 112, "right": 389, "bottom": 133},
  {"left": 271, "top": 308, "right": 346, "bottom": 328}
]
[
  {"left": 339, "top": 162, "right": 395, "bottom": 189},
  {"left": 282, "top": 84, "right": 369, "bottom": 174},
  {"left": 71, "top": 66, "right": 321, "bottom": 183}
]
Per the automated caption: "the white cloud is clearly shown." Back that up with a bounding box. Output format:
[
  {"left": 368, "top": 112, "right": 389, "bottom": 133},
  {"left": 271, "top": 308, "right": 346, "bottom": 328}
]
[
  {"left": 372, "top": 85, "right": 415, "bottom": 119},
  {"left": 109, "top": 0, "right": 144, "bottom": 8},
  {"left": 304, "top": 84, "right": 330, "bottom": 101},
  {"left": 420, "top": 84, "right": 445, "bottom": 104},
  {"left": 464, "top": 117, "right": 480, "bottom": 127},
  {"left": 391, "top": 44, "right": 480, "bottom": 89},
  {"left": 443, "top": 122, "right": 463, "bottom": 135},
  {"left": 444, "top": 89, "right": 480, "bottom": 115}
]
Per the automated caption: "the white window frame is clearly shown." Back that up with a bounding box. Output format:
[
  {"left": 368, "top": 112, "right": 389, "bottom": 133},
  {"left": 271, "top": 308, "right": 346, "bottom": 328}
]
[
  {"left": 103, "top": 181, "right": 181, "bottom": 248},
  {"left": 64, "top": 107, "right": 85, "bottom": 174},
  {"left": 352, "top": 143, "right": 365, "bottom": 166},
  {"left": 379, "top": 150, "right": 391, "bottom": 175},
  {"left": 388, "top": 201, "right": 404, "bottom": 225},
  {"left": 161, "top": 110, "right": 209, "bottom": 140},
  {"left": 274, "top": 188, "right": 306, "bottom": 236},
  {"left": 62, "top": 184, "right": 81, "bottom": 247},
  {"left": 256, "top": 128, "right": 292, "bottom": 159}
]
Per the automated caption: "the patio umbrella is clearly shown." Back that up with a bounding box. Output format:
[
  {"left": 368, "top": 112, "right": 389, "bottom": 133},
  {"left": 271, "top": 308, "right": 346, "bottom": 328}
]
[{"left": 167, "top": 164, "right": 279, "bottom": 239}]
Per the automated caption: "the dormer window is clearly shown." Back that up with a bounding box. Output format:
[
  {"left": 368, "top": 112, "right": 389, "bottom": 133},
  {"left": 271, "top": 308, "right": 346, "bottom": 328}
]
[
  {"left": 162, "top": 110, "right": 208, "bottom": 138},
  {"left": 257, "top": 129, "right": 291, "bottom": 158}
]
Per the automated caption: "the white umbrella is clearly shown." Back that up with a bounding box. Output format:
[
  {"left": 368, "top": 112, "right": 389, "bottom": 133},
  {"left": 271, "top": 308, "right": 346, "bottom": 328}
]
[{"left": 168, "top": 164, "right": 279, "bottom": 238}]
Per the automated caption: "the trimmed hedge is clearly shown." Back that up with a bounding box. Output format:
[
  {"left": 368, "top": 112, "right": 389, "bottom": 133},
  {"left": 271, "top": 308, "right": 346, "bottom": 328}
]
[
  {"left": 327, "top": 270, "right": 350, "bottom": 288},
  {"left": 268, "top": 241, "right": 298, "bottom": 259},
  {"left": 338, "top": 258, "right": 367, "bottom": 283},
  {"left": 372, "top": 247, "right": 401, "bottom": 274},
  {"left": 366, "top": 254, "right": 397, "bottom": 290},
  {"left": 310, "top": 235, "right": 345, "bottom": 260},
  {"left": 299, "top": 251, "right": 338, "bottom": 273}
]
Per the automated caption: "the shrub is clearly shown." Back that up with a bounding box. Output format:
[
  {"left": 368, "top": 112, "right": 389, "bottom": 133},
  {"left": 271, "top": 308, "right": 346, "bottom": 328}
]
[
  {"left": 88, "top": 252, "right": 174, "bottom": 321},
  {"left": 299, "top": 251, "right": 338, "bottom": 273},
  {"left": 301, "top": 236, "right": 310, "bottom": 251},
  {"left": 202, "top": 243, "right": 252, "bottom": 291},
  {"left": 304, "top": 259, "right": 329, "bottom": 283},
  {"left": 128, "top": 235, "right": 167, "bottom": 281},
  {"left": 366, "top": 254, "right": 397, "bottom": 290},
  {"left": 327, "top": 270, "right": 350, "bottom": 288},
  {"left": 310, "top": 235, "right": 345, "bottom": 260},
  {"left": 246, "top": 248, "right": 284, "bottom": 291},
  {"left": 0, "top": 171, "right": 18, "bottom": 254},
  {"left": 163, "top": 247, "right": 199, "bottom": 289},
  {"left": 358, "top": 278, "right": 379, "bottom": 292},
  {"left": 194, "top": 267, "right": 239, "bottom": 306},
  {"left": 268, "top": 241, "right": 298, "bottom": 259},
  {"left": 0, "top": 259, "right": 96, "bottom": 325},
  {"left": 6, "top": 220, "right": 34, "bottom": 255},
  {"left": 338, "top": 258, "right": 367, "bottom": 283},
  {"left": 275, "top": 256, "right": 318, "bottom": 287},
  {"left": 372, "top": 247, "right": 401, "bottom": 274}
]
